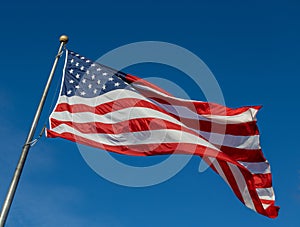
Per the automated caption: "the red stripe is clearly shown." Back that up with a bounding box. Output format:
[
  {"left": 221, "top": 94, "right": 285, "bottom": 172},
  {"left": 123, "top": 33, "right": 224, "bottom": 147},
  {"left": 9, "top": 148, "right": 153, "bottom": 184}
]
[
  {"left": 54, "top": 100, "right": 259, "bottom": 136},
  {"left": 219, "top": 145, "right": 266, "bottom": 162},
  {"left": 219, "top": 161, "right": 245, "bottom": 203},
  {"left": 240, "top": 169, "right": 269, "bottom": 217},
  {"left": 126, "top": 74, "right": 173, "bottom": 96},
  {"left": 128, "top": 80, "right": 262, "bottom": 116},
  {"left": 260, "top": 199, "right": 280, "bottom": 218},
  {"left": 150, "top": 96, "right": 261, "bottom": 117},
  {"left": 266, "top": 205, "right": 280, "bottom": 218},
  {"left": 252, "top": 173, "right": 272, "bottom": 188},
  {"left": 54, "top": 98, "right": 160, "bottom": 115},
  {"left": 173, "top": 117, "right": 259, "bottom": 136},
  {"left": 261, "top": 199, "right": 274, "bottom": 204}
]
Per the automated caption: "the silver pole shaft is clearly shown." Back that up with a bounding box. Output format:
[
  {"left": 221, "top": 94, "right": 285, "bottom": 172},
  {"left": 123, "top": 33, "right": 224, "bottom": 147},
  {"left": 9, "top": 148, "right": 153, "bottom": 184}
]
[{"left": 0, "top": 35, "right": 69, "bottom": 227}]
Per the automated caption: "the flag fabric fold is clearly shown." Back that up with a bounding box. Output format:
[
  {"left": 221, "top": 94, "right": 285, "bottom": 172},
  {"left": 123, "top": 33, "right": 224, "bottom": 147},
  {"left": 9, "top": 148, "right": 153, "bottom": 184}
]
[{"left": 46, "top": 50, "right": 279, "bottom": 218}]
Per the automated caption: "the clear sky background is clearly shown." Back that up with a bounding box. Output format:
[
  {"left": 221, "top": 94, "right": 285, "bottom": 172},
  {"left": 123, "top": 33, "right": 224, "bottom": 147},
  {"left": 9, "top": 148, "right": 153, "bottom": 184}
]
[{"left": 0, "top": 0, "right": 299, "bottom": 226}]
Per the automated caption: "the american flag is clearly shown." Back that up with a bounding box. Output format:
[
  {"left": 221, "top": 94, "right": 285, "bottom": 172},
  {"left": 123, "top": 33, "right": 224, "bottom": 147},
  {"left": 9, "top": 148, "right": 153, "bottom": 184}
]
[{"left": 46, "top": 50, "right": 279, "bottom": 218}]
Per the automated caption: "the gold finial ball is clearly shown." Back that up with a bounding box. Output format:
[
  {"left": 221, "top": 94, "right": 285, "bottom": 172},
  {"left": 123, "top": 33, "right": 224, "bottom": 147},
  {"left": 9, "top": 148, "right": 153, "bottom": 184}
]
[{"left": 59, "top": 35, "right": 69, "bottom": 43}]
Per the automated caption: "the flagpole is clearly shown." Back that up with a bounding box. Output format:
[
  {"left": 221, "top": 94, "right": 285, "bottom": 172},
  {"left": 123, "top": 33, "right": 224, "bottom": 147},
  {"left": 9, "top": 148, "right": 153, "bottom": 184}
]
[{"left": 0, "top": 35, "right": 69, "bottom": 227}]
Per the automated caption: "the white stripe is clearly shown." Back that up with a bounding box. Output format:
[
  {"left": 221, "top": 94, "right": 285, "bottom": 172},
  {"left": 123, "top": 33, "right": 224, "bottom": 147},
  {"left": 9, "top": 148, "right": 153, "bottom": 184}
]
[
  {"left": 262, "top": 203, "right": 272, "bottom": 209},
  {"left": 203, "top": 108, "right": 258, "bottom": 122},
  {"left": 56, "top": 90, "right": 147, "bottom": 107},
  {"left": 256, "top": 187, "right": 275, "bottom": 201},
  {"left": 152, "top": 100, "right": 258, "bottom": 124},
  {"left": 50, "top": 124, "right": 220, "bottom": 151},
  {"left": 200, "top": 131, "right": 260, "bottom": 149},
  {"left": 51, "top": 107, "right": 187, "bottom": 127},
  {"left": 51, "top": 107, "right": 259, "bottom": 149},
  {"left": 133, "top": 83, "right": 259, "bottom": 123},
  {"left": 228, "top": 163, "right": 256, "bottom": 211},
  {"left": 238, "top": 161, "right": 271, "bottom": 174}
]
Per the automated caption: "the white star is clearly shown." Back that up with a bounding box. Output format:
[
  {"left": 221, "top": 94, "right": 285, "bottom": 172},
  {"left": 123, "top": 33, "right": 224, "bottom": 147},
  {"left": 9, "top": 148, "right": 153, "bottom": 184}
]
[
  {"left": 91, "top": 75, "right": 95, "bottom": 80},
  {"left": 75, "top": 73, "right": 80, "bottom": 79},
  {"left": 114, "top": 82, "right": 120, "bottom": 87},
  {"left": 80, "top": 66, "right": 84, "bottom": 71},
  {"left": 82, "top": 78, "right": 86, "bottom": 84},
  {"left": 102, "top": 72, "right": 108, "bottom": 76},
  {"left": 80, "top": 56, "right": 85, "bottom": 60},
  {"left": 75, "top": 54, "right": 80, "bottom": 57},
  {"left": 69, "top": 80, "right": 74, "bottom": 84},
  {"left": 93, "top": 89, "right": 97, "bottom": 94},
  {"left": 102, "top": 85, "right": 106, "bottom": 90},
  {"left": 67, "top": 90, "right": 72, "bottom": 95},
  {"left": 91, "top": 63, "right": 96, "bottom": 67},
  {"left": 88, "top": 84, "right": 92, "bottom": 89},
  {"left": 97, "top": 80, "right": 101, "bottom": 85},
  {"left": 70, "top": 59, "right": 74, "bottom": 63},
  {"left": 80, "top": 91, "right": 86, "bottom": 96},
  {"left": 75, "top": 62, "right": 79, "bottom": 67},
  {"left": 86, "top": 70, "right": 90, "bottom": 75},
  {"left": 86, "top": 60, "right": 91, "bottom": 63},
  {"left": 75, "top": 85, "right": 80, "bottom": 89},
  {"left": 69, "top": 69, "right": 74, "bottom": 74},
  {"left": 108, "top": 77, "right": 113, "bottom": 81},
  {"left": 97, "top": 67, "right": 101, "bottom": 71}
]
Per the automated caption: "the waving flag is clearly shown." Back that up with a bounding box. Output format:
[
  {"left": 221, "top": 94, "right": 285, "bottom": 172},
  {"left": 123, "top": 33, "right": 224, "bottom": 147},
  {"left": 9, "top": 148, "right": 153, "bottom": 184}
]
[{"left": 46, "top": 50, "right": 279, "bottom": 218}]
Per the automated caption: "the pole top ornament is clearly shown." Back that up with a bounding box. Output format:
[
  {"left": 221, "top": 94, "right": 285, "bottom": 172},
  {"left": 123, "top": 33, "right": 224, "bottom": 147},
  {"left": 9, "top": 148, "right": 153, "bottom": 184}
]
[{"left": 59, "top": 35, "right": 69, "bottom": 44}]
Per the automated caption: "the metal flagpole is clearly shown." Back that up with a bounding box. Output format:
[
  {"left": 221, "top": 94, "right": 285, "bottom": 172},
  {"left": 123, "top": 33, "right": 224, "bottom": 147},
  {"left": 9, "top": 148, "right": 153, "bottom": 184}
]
[{"left": 0, "top": 35, "right": 69, "bottom": 227}]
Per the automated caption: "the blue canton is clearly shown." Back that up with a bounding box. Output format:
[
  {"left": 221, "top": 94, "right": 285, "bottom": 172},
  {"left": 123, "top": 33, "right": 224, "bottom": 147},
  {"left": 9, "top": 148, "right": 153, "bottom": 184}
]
[{"left": 62, "top": 50, "right": 131, "bottom": 98}]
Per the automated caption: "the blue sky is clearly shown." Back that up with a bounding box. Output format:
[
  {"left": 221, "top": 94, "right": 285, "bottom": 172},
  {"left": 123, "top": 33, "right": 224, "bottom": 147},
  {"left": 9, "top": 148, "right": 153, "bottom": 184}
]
[{"left": 0, "top": 0, "right": 299, "bottom": 226}]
